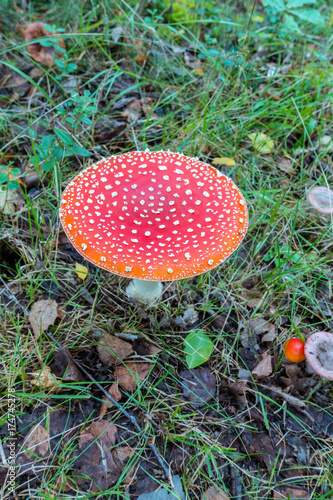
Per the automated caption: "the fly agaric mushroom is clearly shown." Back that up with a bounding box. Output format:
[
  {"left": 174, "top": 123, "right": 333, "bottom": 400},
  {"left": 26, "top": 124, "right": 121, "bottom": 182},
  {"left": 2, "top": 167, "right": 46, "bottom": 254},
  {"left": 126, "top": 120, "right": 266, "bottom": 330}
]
[
  {"left": 59, "top": 150, "right": 248, "bottom": 304},
  {"left": 304, "top": 331, "right": 333, "bottom": 380}
]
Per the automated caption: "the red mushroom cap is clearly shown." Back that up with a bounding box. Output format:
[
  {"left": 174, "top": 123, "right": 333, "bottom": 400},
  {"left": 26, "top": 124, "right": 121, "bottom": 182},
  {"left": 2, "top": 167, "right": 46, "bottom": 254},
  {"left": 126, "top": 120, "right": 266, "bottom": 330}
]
[
  {"left": 283, "top": 338, "right": 306, "bottom": 363},
  {"left": 304, "top": 331, "right": 333, "bottom": 380},
  {"left": 59, "top": 150, "right": 248, "bottom": 281}
]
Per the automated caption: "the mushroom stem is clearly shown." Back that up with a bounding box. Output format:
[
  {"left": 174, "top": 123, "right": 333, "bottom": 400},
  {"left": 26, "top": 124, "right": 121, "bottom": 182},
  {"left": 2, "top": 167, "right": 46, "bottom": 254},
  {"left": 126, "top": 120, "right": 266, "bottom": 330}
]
[{"left": 126, "top": 279, "right": 163, "bottom": 306}]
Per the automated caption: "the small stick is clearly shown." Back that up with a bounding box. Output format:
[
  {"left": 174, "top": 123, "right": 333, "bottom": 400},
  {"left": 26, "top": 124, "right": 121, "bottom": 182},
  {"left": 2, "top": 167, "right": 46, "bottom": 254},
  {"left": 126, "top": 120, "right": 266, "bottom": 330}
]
[
  {"left": 0, "top": 276, "right": 29, "bottom": 317},
  {"left": 0, "top": 438, "right": 7, "bottom": 466},
  {"left": 44, "top": 330, "right": 172, "bottom": 484}
]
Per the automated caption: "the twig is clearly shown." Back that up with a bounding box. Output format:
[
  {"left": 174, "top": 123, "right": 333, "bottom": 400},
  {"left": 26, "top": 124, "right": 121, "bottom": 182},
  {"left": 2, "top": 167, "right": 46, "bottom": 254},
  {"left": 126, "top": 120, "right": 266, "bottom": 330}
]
[
  {"left": 0, "top": 438, "right": 7, "bottom": 466},
  {"left": 0, "top": 275, "right": 29, "bottom": 317},
  {"left": 137, "top": 0, "right": 148, "bottom": 16},
  {"left": 43, "top": 330, "right": 172, "bottom": 485}
]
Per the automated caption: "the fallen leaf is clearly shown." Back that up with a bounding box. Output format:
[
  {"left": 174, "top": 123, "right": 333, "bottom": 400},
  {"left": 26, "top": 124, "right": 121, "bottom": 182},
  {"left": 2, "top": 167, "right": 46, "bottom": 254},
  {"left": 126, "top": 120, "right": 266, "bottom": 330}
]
[
  {"left": 193, "top": 67, "right": 205, "bottom": 76},
  {"left": 174, "top": 306, "right": 199, "bottom": 327},
  {"left": 113, "top": 445, "right": 135, "bottom": 484},
  {"left": 307, "top": 186, "right": 333, "bottom": 214},
  {"left": 137, "top": 475, "right": 186, "bottom": 500},
  {"left": 73, "top": 421, "right": 119, "bottom": 492},
  {"left": 278, "top": 157, "right": 295, "bottom": 174},
  {"left": 274, "top": 488, "right": 310, "bottom": 499},
  {"left": 23, "top": 423, "right": 50, "bottom": 459},
  {"left": 136, "top": 339, "right": 162, "bottom": 356},
  {"left": 184, "top": 330, "right": 214, "bottom": 369},
  {"left": 203, "top": 486, "right": 230, "bottom": 500},
  {"left": 242, "top": 431, "right": 277, "bottom": 472},
  {"left": 122, "top": 99, "right": 141, "bottom": 122},
  {"left": 317, "top": 134, "right": 333, "bottom": 153},
  {"left": 50, "top": 348, "right": 84, "bottom": 382},
  {"left": 0, "top": 187, "right": 24, "bottom": 214},
  {"left": 249, "top": 317, "right": 275, "bottom": 337},
  {"left": 135, "top": 54, "right": 148, "bottom": 64},
  {"left": 212, "top": 157, "right": 236, "bottom": 167},
  {"left": 79, "top": 420, "right": 117, "bottom": 449},
  {"left": 111, "top": 26, "right": 124, "bottom": 43},
  {"left": 99, "top": 383, "right": 122, "bottom": 419},
  {"left": 75, "top": 262, "right": 88, "bottom": 280},
  {"left": 29, "top": 299, "right": 59, "bottom": 340},
  {"left": 262, "top": 330, "right": 276, "bottom": 342},
  {"left": 181, "top": 368, "right": 216, "bottom": 408},
  {"left": 30, "top": 366, "right": 59, "bottom": 391},
  {"left": 252, "top": 354, "right": 273, "bottom": 378},
  {"left": 24, "top": 22, "right": 66, "bottom": 67},
  {"left": 97, "top": 331, "right": 134, "bottom": 366},
  {"left": 0, "top": 67, "right": 31, "bottom": 100},
  {"left": 114, "top": 362, "right": 150, "bottom": 391},
  {"left": 248, "top": 132, "right": 274, "bottom": 154}
]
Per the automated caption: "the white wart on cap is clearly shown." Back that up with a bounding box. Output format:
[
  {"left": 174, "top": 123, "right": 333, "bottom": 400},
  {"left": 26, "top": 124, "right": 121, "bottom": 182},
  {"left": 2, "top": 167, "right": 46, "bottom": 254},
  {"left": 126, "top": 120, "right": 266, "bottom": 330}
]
[{"left": 60, "top": 150, "right": 248, "bottom": 281}]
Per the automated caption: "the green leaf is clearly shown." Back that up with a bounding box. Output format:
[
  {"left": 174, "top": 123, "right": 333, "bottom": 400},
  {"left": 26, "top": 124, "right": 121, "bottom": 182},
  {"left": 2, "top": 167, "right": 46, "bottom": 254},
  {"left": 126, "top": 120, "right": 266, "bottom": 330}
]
[
  {"left": 43, "top": 24, "right": 55, "bottom": 33},
  {"left": 55, "top": 59, "right": 65, "bottom": 70},
  {"left": 184, "top": 331, "right": 214, "bottom": 369},
  {"left": 0, "top": 172, "right": 9, "bottom": 183},
  {"left": 7, "top": 180, "right": 19, "bottom": 190},
  {"left": 293, "top": 8, "right": 325, "bottom": 24},
  {"left": 283, "top": 13, "right": 301, "bottom": 31},
  {"left": 79, "top": 116, "right": 93, "bottom": 125},
  {"left": 67, "top": 144, "right": 90, "bottom": 157},
  {"left": 67, "top": 63, "right": 77, "bottom": 73},
  {"left": 51, "top": 146, "right": 64, "bottom": 161},
  {"left": 248, "top": 132, "right": 275, "bottom": 154},
  {"left": 42, "top": 160, "right": 55, "bottom": 172},
  {"left": 287, "top": 0, "right": 315, "bottom": 7},
  {"left": 263, "top": 0, "right": 286, "bottom": 13},
  {"left": 40, "top": 40, "right": 55, "bottom": 47},
  {"left": 41, "top": 135, "right": 55, "bottom": 149},
  {"left": 54, "top": 128, "right": 73, "bottom": 145}
]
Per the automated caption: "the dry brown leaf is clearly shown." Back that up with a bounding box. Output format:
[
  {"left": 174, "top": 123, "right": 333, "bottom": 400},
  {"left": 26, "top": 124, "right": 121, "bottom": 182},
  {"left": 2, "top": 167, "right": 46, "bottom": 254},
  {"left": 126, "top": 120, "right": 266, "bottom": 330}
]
[
  {"left": 74, "top": 421, "right": 119, "bottom": 492},
  {"left": 274, "top": 488, "right": 310, "bottom": 499},
  {"left": 203, "top": 485, "right": 230, "bottom": 500},
  {"left": 0, "top": 68, "right": 30, "bottom": 99},
  {"left": 23, "top": 423, "right": 50, "bottom": 459},
  {"left": 252, "top": 355, "right": 272, "bottom": 378},
  {"left": 114, "top": 362, "right": 150, "bottom": 391},
  {"left": 249, "top": 317, "right": 275, "bottom": 336},
  {"left": 99, "top": 383, "right": 122, "bottom": 419},
  {"left": 113, "top": 445, "right": 135, "bottom": 484},
  {"left": 262, "top": 330, "right": 276, "bottom": 342},
  {"left": 135, "top": 54, "right": 148, "bottom": 64},
  {"left": 30, "top": 366, "right": 59, "bottom": 391},
  {"left": 50, "top": 348, "right": 84, "bottom": 382},
  {"left": 0, "top": 188, "right": 24, "bottom": 215},
  {"left": 97, "top": 331, "right": 134, "bottom": 366},
  {"left": 278, "top": 157, "right": 295, "bottom": 174},
  {"left": 24, "top": 22, "right": 66, "bottom": 67},
  {"left": 79, "top": 421, "right": 117, "bottom": 450},
  {"left": 29, "top": 299, "right": 58, "bottom": 340}
]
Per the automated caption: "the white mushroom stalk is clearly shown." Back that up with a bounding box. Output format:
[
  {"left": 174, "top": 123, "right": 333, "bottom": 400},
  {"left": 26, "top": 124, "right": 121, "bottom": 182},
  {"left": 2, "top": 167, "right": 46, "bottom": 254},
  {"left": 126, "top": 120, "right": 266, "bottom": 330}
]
[
  {"left": 59, "top": 150, "right": 248, "bottom": 307},
  {"left": 125, "top": 279, "right": 163, "bottom": 305}
]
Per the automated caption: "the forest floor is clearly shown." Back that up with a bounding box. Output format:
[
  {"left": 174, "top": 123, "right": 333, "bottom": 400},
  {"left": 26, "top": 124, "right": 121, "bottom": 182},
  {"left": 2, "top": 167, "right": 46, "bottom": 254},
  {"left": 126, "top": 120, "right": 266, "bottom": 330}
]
[{"left": 0, "top": 0, "right": 333, "bottom": 499}]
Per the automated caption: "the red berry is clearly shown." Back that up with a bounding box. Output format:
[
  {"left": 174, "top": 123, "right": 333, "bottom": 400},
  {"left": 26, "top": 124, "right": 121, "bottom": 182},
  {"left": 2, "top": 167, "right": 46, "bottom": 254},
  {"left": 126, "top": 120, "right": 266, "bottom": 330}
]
[{"left": 283, "top": 338, "right": 306, "bottom": 363}]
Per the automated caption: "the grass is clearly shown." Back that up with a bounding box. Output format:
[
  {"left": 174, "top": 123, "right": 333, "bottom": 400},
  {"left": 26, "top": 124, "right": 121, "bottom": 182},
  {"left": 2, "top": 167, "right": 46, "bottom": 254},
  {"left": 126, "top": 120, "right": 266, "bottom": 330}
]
[{"left": 0, "top": 0, "right": 333, "bottom": 498}]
